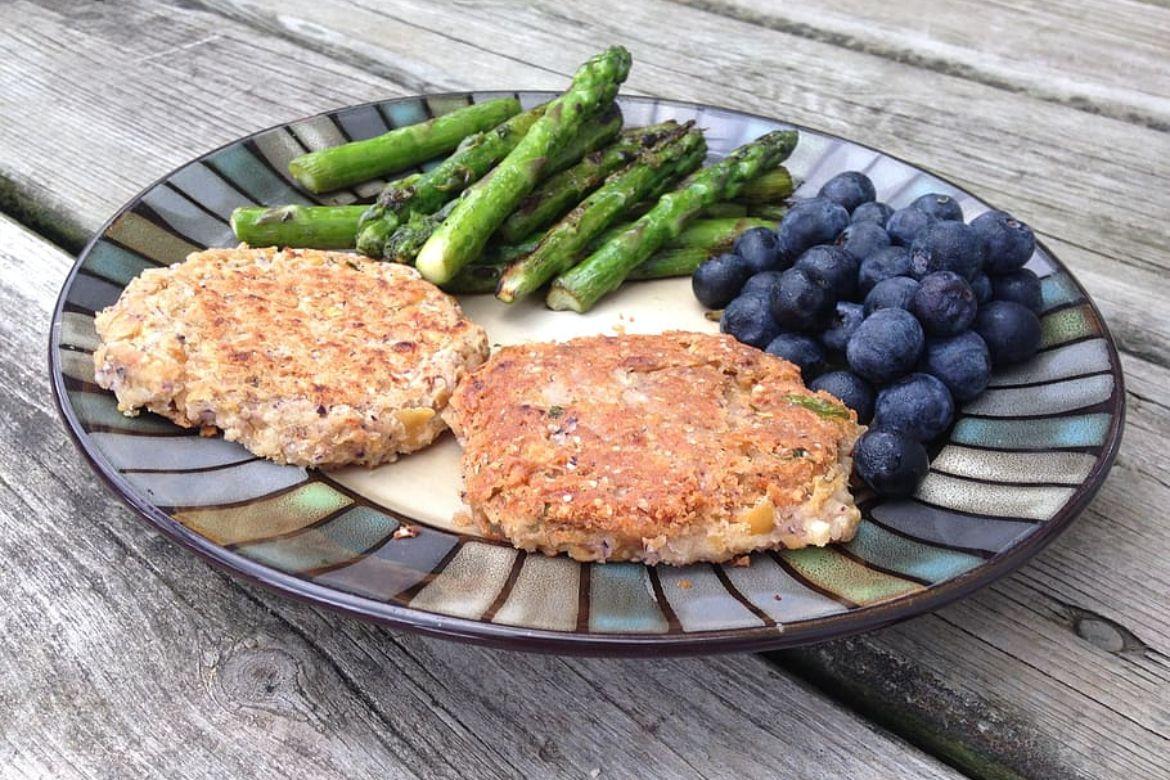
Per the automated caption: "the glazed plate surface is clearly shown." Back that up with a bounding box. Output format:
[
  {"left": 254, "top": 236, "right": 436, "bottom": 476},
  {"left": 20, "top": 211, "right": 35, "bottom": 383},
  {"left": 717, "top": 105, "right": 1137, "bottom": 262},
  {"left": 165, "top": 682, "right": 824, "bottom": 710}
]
[{"left": 49, "top": 92, "right": 1124, "bottom": 654}]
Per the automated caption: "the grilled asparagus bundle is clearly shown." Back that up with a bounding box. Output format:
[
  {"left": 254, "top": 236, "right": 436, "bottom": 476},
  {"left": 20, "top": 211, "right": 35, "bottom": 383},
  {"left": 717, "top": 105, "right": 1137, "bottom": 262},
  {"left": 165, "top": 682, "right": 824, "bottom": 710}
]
[
  {"left": 547, "top": 130, "right": 799, "bottom": 312},
  {"left": 226, "top": 45, "right": 803, "bottom": 312}
]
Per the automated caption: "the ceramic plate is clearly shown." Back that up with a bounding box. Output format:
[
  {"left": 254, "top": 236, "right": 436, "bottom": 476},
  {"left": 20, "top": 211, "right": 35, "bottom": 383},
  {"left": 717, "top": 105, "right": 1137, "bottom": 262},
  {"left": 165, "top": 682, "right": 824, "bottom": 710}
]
[{"left": 49, "top": 92, "right": 1124, "bottom": 655}]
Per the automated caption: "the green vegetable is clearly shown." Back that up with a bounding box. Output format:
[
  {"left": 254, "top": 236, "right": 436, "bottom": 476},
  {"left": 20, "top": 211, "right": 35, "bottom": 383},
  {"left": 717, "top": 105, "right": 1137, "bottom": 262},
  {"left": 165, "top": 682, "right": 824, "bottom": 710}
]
[
  {"left": 497, "top": 125, "right": 706, "bottom": 303},
  {"left": 378, "top": 107, "right": 623, "bottom": 263},
  {"left": 415, "top": 46, "right": 632, "bottom": 284},
  {"left": 546, "top": 129, "right": 799, "bottom": 312},
  {"left": 288, "top": 97, "right": 521, "bottom": 193},
  {"left": 354, "top": 104, "right": 549, "bottom": 257},
  {"left": 736, "top": 166, "right": 796, "bottom": 204},
  {"left": 497, "top": 121, "right": 683, "bottom": 243},
  {"left": 230, "top": 204, "right": 366, "bottom": 249},
  {"left": 783, "top": 394, "right": 851, "bottom": 420}
]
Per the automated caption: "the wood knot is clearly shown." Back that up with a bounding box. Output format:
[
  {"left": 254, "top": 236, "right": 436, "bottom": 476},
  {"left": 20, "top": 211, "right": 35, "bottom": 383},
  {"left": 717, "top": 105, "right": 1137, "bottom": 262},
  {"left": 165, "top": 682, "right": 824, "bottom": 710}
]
[{"left": 215, "top": 643, "right": 305, "bottom": 716}]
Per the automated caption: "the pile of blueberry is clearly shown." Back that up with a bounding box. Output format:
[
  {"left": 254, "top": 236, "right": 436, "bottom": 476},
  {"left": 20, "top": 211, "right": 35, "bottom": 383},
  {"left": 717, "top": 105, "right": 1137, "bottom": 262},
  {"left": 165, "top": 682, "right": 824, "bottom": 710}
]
[{"left": 693, "top": 171, "right": 1043, "bottom": 498}]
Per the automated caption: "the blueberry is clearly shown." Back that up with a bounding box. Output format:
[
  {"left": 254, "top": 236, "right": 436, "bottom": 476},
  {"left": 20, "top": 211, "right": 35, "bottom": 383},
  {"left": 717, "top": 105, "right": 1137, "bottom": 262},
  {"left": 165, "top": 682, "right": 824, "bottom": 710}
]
[
  {"left": 769, "top": 267, "right": 836, "bottom": 332},
  {"left": 732, "top": 227, "right": 781, "bottom": 274},
  {"left": 975, "top": 300, "right": 1042, "bottom": 365},
  {"left": 886, "top": 207, "right": 937, "bottom": 246},
  {"left": 911, "top": 192, "right": 964, "bottom": 221},
  {"left": 776, "top": 198, "right": 850, "bottom": 261},
  {"left": 924, "top": 331, "right": 992, "bottom": 402},
  {"left": 863, "top": 276, "right": 920, "bottom": 316},
  {"left": 821, "top": 302, "right": 865, "bottom": 353},
  {"left": 818, "top": 171, "right": 876, "bottom": 213},
  {"left": 971, "top": 210, "right": 1035, "bottom": 273},
  {"left": 851, "top": 201, "right": 894, "bottom": 227},
  {"left": 721, "top": 293, "right": 781, "bottom": 349},
  {"left": 847, "top": 308, "right": 925, "bottom": 384},
  {"left": 911, "top": 271, "right": 977, "bottom": 336},
  {"left": 741, "top": 270, "right": 783, "bottom": 298},
  {"left": 853, "top": 429, "right": 930, "bottom": 498},
  {"left": 992, "top": 268, "right": 1042, "bottom": 313},
  {"left": 858, "top": 245, "right": 912, "bottom": 297},
  {"left": 970, "top": 272, "right": 993, "bottom": 304},
  {"left": 837, "top": 221, "right": 891, "bottom": 261},
  {"left": 794, "top": 245, "right": 859, "bottom": 300},
  {"left": 810, "top": 370, "right": 874, "bottom": 423},
  {"left": 692, "top": 252, "right": 751, "bottom": 308},
  {"left": 874, "top": 373, "right": 955, "bottom": 442},
  {"left": 765, "top": 333, "right": 826, "bottom": 378},
  {"left": 909, "top": 221, "right": 986, "bottom": 280}
]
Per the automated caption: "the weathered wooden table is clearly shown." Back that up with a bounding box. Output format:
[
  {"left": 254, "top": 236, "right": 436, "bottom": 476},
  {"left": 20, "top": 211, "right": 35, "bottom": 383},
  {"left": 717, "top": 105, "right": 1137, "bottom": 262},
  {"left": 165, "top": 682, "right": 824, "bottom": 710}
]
[{"left": 2, "top": 2, "right": 1168, "bottom": 777}]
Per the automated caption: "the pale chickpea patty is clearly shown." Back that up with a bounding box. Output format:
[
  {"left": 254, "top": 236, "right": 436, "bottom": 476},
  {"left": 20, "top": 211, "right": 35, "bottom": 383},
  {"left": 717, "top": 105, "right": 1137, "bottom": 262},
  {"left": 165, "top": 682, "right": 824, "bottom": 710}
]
[
  {"left": 444, "top": 331, "right": 862, "bottom": 565},
  {"left": 94, "top": 246, "right": 488, "bottom": 468}
]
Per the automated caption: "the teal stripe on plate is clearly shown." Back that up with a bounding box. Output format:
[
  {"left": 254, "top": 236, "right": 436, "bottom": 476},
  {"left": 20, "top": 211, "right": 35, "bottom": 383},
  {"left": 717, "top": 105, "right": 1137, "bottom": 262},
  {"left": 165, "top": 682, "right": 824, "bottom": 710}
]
[
  {"left": 381, "top": 99, "right": 428, "bottom": 128},
  {"left": 67, "top": 391, "right": 179, "bottom": 434},
  {"left": 721, "top": 555, "right": 847, "bottom": 623},
  {"left": 83, "top": 241, "right": 158, "bottom": 286},
  {"left": 951, "top": 413, "right": 1112, "bottom": 450},
  {"left": 1040, "top": 273, "right": 1082, "bottom": 311},
  {"left": 234, "top": 506, "right": 398, "bottom": 574},
  {"left": 844, "top": 522, "right": 983, "bottom": 583},
  {"left": 90, "top": 431, "right": 253, "bottom": 470},
  {"left": 207, "top": 144, "right": 313, "bottom": 207},
  {"left": 656, "top": 566, "right": 763, "bottom": 632},
  {"left": 122, "top": 460, "right": 307, "bottom": 507},
  {"left": 588, "top": 564, "right": 669, "bottom": 634}
]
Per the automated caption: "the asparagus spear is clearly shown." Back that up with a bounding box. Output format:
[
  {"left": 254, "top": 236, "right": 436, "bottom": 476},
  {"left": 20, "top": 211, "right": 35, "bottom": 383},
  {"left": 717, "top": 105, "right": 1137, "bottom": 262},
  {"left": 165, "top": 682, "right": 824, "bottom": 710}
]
[
  {"left": 416, "top": 46, "right": 632, "bottom": 284},
  {"left": 626, "top": 246, "right": 710, "bottom": 280},
  {"left": 496, "top": 121, "right": 683, "bottom": 243},
  {"left": 737, "top": 166, "right": 796, "bottom": 204},
  {"left": 231, "top": 204, "right": 366, "bottom": 249},
  {"left": 354, "top": 104, "right": 549, "bottom": 257},
  {"left": 289, "top": 98, "right": 520, "bottom": 193},
  {"left": 450, "top": 217, "right": 771, "bottom": 294},
  {"left": 699, "top": 202, "right": 749, "bottom": 219},
  {"left": 379, "top": 108, "right": 624, "bottom": 263},
  {"left": 497, "top": 126, "right": 706, "bottom": 302},
  {"left": 547, "top": 129, "right": 799, "bottom": 312},
  {"left": 230, "top": 173, "right": 422, "bottom": 248}
]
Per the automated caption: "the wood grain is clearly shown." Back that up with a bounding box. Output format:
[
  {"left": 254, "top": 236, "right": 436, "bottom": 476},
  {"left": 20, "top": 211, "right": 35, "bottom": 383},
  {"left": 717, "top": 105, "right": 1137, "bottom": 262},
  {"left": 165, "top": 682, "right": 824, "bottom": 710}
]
[
  {"left": 2, "top": 1, "right": 1168, "bottom": 777},
  {"left": 0, "top": 220, "right": 961, "bottom": 773},
  {"left": 672, "top": 0, "right": 1170, "bottom": 130},
  {"left": 4, "top": 0, "right": 1168, "bottom": 369}
]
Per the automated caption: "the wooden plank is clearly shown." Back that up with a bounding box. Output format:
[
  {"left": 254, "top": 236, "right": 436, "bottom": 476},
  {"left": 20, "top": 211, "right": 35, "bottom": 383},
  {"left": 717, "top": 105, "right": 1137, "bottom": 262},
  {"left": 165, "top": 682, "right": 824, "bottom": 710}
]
[
  {"left": 0, "top": 215, "right": 962, "bottom": 776},
  {"left": 4, "top": 0, "right": 1166, "bottom": 369},
  {"left": 1, "top": 1, "right": 1167, "bottom": 776},
  {"left": 674, "top": 0, "right": 1170, "bottom": 130}
]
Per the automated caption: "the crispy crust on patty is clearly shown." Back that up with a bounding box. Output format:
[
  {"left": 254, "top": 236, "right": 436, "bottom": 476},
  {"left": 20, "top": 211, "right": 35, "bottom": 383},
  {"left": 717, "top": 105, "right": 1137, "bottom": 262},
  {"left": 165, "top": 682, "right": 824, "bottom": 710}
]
[
  {"left": 94, "top": 246, "right": 488, "bottom": 468},
  {"left": 444, "top": 332, "right": 862, "bottom": 565}
]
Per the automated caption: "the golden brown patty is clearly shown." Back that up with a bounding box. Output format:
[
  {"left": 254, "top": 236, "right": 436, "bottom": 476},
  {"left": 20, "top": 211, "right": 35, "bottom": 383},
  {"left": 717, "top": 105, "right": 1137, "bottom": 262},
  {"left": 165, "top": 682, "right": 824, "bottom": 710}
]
[
  {"left": 94, "top": 246, "right": 488, "bottom": 468},
  {"left": 444, "top": 331, "right": 862, "bottom": 565}
]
